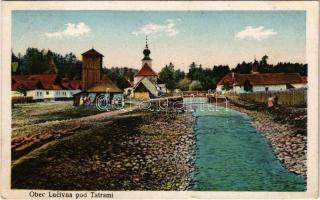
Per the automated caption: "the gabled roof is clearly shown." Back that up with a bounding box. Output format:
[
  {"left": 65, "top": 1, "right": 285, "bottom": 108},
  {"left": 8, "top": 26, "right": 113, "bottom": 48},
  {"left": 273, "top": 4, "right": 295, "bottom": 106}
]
[
  {"left": 135, "top": 63, "right": 157, "bottom": 77},
  {"left": 12, "top": 79, "right": 43, "bottom": 90},
  {"left": 217, "top": 73, "right": 307, "bottom": 86},
  {"left": 133, "top": 77, "right": 158, "bottom": 97},
  {"left": 12, "top": 74, "right": 64, "bottom": 90},
  {"left": 81, "top": 48, "right": 104, "bottom": 57},
  {"left": 61, "top": 80, "right": 82, "bottom": 90},
  {"left": 87, "top": 74, "right": 122, "bottom": 93}
]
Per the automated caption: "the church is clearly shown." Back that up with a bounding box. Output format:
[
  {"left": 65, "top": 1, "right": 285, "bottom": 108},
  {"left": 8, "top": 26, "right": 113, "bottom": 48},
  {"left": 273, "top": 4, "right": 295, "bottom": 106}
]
[{"left": 131, "top": 38, "right": 165, "bottom": 100}]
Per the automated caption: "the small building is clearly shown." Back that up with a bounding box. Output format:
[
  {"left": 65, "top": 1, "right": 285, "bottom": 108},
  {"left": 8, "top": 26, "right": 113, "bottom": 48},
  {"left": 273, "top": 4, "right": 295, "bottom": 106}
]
[
  {"left": 133, "top": 77, "right": 159, "bottom": 100},
  {"left": 11, "top": 74, "right": 82, "bottom": 101},
  {"left": 73, "top": 48, "right": 123, "bottom": 106},
  {"left": 132, "top": 38, "right": 163, "bottom": 100},
  {"left": 217, "top": 61, "right": 307, "bottom": 94}
]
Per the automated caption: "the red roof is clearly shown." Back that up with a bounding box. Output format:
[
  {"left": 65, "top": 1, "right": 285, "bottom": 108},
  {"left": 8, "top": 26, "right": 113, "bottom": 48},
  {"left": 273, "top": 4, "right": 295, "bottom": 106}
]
[
  {"left": 12, "top": 74, "right": 64, "bottom": 90},
  {"left": 61, "top": 80, "right": 82, "bottom": 90},
  {"left": 12, "top": 79, "right": 43, "bottom": 90},
  {"left": 135, "top": 63, "right": 157, "bottom": 77},
  {"left": 81, "top": 48, "right": 104, "bottom": 57},
  {"left": 218, "top": 73, "right": 307, "bottom": 86}
]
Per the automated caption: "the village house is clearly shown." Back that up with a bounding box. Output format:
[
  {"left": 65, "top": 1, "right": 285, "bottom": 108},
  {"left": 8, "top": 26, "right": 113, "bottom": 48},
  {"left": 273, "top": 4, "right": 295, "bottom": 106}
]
[
  {"left": 217, "top": 60, "right": 307, "bottom": 94},
  {"left": 130, "top": 38, "right": 165, "bottom": 100},
  {"left": 11, "top": 48, "right": 122, "bottom": 104},
  {"left": 11, "top": 74, "right": 82, "bottom": 101},
  {"left": 73, "top": 48, "right": 123, "bottom": 106}
]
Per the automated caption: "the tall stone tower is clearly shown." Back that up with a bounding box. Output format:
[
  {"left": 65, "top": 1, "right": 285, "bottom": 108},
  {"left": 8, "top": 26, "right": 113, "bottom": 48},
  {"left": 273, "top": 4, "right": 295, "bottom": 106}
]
[{"left": 81, "top": 48, "right": 104, "bottom": 90}]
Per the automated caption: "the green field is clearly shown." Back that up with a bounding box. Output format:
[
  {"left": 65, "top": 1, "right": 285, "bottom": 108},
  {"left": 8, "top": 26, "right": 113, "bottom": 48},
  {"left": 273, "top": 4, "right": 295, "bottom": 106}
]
[{"left": 12, "top": 101, "right": 106, "bottom": 129}]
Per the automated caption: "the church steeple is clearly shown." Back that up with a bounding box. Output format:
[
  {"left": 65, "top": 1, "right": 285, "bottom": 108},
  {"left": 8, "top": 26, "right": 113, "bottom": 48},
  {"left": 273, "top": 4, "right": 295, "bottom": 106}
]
[{"left": 142, "top": 36, "right": 151, "bottom": 61}]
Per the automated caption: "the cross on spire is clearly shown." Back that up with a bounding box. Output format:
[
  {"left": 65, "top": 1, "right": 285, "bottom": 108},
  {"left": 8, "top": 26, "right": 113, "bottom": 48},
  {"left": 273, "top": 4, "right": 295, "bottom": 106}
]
[{"left": 145, "top": 35, "right": 148, "bottom": 48}]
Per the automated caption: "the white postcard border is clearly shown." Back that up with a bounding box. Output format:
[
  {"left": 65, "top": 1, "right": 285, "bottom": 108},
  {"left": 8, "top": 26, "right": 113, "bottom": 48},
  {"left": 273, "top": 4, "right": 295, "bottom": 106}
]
[{"left": 1, "top": 1, "right": 319, "bottom": 199}]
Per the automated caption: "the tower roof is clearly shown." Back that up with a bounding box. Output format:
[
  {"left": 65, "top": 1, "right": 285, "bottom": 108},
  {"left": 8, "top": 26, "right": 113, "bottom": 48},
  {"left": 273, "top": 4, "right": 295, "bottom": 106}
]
[
  {"left": 81, "top": 48, "right": 104, "bottom": 57},
  {"left": 142, "top": 36, "right": 151, "bottom": 61},
  {"left": 135, "top": 63, "right": 157, "bottom": 77}
]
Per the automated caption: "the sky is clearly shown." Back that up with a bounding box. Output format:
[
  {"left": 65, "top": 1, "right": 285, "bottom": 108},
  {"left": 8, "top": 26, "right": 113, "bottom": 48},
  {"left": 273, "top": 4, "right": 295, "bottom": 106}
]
[{"left": 12, "top": 11, "right": 306, "bottom": 72}]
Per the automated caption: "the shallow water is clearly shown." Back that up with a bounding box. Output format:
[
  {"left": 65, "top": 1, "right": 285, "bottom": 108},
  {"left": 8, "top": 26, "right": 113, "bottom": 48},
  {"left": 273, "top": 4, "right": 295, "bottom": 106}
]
[{"left": 186, "top": 98, "right": 306, "bottom": 191}]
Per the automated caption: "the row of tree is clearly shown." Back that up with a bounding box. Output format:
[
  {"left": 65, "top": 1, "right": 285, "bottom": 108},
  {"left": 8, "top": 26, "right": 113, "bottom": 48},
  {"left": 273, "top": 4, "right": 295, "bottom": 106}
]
[
  {"left": 158, "top": 62, "right": 230, "bottom": 91},
  {"left": 12, "top": 48, "right": 308, "bottom": 91},
  {"left": 158, "top": 55, "right": 307, "bottom": 91},
  {"left": 12, "top": 48, "right": 82, "bottom": 80},
  {"left": 102, "top": 67, "right": 138, "bottom": 89},
  {"left": 232, "top": 55, "right": 307, "bottom": 75}
]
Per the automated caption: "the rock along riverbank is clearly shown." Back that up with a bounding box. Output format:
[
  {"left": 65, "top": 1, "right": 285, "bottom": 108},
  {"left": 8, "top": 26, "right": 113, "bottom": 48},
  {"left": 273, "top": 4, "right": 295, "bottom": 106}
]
[{"left": 229, "top": 98, "right": 307, "bottom": 177}]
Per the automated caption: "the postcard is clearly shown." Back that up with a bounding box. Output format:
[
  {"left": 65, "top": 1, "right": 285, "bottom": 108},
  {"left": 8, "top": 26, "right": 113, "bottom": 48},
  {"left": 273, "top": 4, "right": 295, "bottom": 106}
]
[{"left": 1, "top": 1, "right": 319, "bottom": 199}]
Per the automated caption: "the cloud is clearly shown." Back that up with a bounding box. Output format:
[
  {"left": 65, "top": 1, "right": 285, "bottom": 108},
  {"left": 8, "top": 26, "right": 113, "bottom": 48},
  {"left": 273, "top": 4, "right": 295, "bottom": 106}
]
[
  {"left": 132, "top": 19, "right": 181, "bottom": 37},
  {"left": 235, "top": 26, "right": 277, "bottom": 41},
  {"left": 45, "top": 22, "right": 91, "bottom": 38}
]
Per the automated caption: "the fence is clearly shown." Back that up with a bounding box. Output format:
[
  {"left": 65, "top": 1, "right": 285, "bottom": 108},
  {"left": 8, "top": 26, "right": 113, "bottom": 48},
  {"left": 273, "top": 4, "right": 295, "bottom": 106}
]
[
  {"left": 12, "top": 96, "right": 33, "bottom": 104},
  {"left": 238, "top": 88, "right": 307, "bottom": 107}
]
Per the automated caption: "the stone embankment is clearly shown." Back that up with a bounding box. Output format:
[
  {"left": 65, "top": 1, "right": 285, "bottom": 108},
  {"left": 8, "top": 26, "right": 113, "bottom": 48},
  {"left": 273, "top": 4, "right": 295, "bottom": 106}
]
[
  {"left": 12, "top": 111, "right": 196, "bottom": 190},
  {"left": 137, "top": 112, "right": 195, "bottom": 190},
  {"left": 229, "top": 98, "right": 307, "bottom": 176}
]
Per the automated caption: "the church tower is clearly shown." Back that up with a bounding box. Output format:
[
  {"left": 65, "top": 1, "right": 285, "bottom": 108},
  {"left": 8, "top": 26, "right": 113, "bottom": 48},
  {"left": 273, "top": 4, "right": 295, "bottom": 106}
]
[
  {"left": 81, "top": 48, "right": 104, "bottom": 90},
  {"left": 134, "top": 37, "right": 158, "bottom": 85},
  {"left": 141, "top": 36, "right": 152, "bottom": 68}
]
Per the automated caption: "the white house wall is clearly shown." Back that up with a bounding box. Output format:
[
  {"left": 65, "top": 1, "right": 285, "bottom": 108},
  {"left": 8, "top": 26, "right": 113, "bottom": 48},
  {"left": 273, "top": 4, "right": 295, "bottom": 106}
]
[
  {"left": 292, "top": 84, "right": 307, "bottom": 89},
  {"left": 217, "top": 84, "right": 306, "bottom": 94},
  {"left": 12, "top": 89, "right": 82, "bottom": 101},
  {"left": 134, "top": 76, "right": 143, "bottom": 85}
]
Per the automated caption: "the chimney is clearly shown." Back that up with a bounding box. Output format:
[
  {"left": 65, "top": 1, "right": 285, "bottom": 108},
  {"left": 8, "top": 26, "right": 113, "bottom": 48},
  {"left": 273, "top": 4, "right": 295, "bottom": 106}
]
[{"left": 251, "top": 60, "right": 259, "bottom": 74}]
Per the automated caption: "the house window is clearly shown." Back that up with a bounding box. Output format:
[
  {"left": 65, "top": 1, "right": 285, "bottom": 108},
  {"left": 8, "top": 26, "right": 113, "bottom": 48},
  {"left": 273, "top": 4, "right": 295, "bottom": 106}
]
[
  {"left": 46, "top": 91, "right": 49, "bottom": 95},
  {"left": 265, "top": 87, "right": 269, "bottom": 92}
]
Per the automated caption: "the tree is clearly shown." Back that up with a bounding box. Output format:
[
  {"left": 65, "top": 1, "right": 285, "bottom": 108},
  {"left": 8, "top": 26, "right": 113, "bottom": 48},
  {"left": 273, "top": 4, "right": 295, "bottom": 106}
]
[
  {"left": 187, "top": 62, "right": 197, "bottom": 80},
  {"left": 189, "top": 80, "right": 202, "bottom": 91},
  {"left": 232, "top": 61, "right": 252, "bottom": 74},
  {"left": 159, "top": 62, "right": 176, "bottom": 90},
  {"left": 177, "top": 78, "right": 191, "bottom": 91},
  {"left": 103, "top": 67, "right": 138, "bottom": 89},
  {"left": 243, "top": 80, "right": 253, "bottom": 92},
  {"left": 16, "top": 86, "right": 27, "bottom": 96},
  {"left": 222, "top": 84, "right": 232, "bottom": 91},
  {"left": 258, "top": 55, "right": 273, "bottom": 73},
  {"left": 174, "top": 69, "right": 185, "bottom": 82}
]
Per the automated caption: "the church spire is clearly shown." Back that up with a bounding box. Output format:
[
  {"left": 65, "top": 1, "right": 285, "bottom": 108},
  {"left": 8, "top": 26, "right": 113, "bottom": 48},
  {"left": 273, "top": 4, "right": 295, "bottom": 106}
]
[
  {"left": 142, "top": 36, "right": 151, "bottom": 61},
  {"left": 145, "top": 35, "right": 148, "bottom": 49}
]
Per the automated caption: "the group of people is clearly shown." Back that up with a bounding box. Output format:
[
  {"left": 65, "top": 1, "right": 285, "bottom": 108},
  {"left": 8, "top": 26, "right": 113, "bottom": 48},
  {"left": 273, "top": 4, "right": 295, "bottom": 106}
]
[{"left": 79, "top": 95, "right": 93, "bottom": 106}]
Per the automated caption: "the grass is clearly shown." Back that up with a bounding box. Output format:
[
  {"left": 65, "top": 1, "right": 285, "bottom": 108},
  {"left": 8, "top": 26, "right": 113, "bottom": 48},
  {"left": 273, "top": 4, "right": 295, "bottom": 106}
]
[{"left": 12, "top": 101, "right": 106, "bottom": 128}]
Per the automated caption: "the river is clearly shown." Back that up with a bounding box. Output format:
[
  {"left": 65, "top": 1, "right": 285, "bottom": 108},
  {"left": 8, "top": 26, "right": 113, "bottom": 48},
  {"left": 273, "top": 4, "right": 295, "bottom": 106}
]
[{"left": 184, "top": 97, "right": 306, "bottom": 191}]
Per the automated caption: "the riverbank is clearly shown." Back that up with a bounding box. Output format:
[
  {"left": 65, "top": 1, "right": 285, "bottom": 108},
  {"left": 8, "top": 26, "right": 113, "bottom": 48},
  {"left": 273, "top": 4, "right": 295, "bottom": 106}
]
[
  {"left": 12, "top": 111, "right": 195, "bottom": 190},
  {"left": 228, "top": 98, "right": 307, "bottom": 177}
]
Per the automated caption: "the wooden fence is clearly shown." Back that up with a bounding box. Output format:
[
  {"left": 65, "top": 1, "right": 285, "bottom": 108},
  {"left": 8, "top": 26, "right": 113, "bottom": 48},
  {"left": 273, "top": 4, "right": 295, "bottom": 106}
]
[
  {"left": 238, "top": 88, "right": 307, "bottom": 107},
  {"left": 12, "top": 96, "right": 33, "bottom": 104}
]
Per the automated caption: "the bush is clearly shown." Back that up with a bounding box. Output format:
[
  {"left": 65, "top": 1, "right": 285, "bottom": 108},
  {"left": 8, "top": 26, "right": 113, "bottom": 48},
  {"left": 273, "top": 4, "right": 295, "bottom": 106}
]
[
  {"left": 189, "top": 80, "right": 202, "bottom": 91},
  {"left": 177, "top": 78, "right": 191, "bottom": 91}
]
